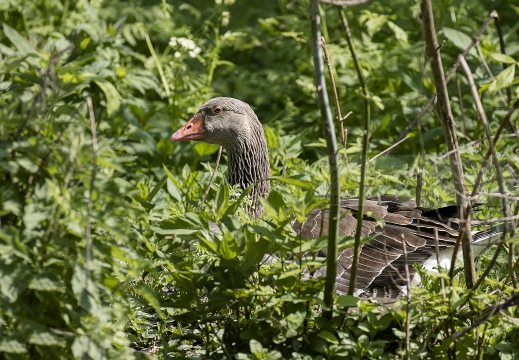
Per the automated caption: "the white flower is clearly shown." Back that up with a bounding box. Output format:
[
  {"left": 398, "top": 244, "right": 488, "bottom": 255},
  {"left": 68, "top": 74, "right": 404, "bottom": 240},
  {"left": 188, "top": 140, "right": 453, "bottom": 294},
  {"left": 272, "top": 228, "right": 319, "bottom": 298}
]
[
  {"left": 169, "top": 37, "right": 202, "bottom": 58},
  {"left": 222, "top": 11, "right": 230, "bottom": 26}
]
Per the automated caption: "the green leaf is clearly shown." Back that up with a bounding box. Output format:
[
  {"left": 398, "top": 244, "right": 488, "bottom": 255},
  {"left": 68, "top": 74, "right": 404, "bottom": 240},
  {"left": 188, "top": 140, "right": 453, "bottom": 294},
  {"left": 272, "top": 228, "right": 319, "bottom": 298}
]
[
  {"left": 337, "top": 295, "right": 360, "bottom": 307},
  {"left": 441, "top": 27, "right": 476, "bottom": 57},
  {"left": 92, "top": 77, "right": 122, "bottom": 117},
  {"left": 488, "top": 64, "right": 516, "bottom": 93},
  {"left": 136, "top": 283, "right": 163, "bottom": 317},
  {"left": 0, "top": 339, "right": 27, "bottom": 354},
  {"left": 29, "top": 331, "right": 65, "bottom": 347},
  {"left": 249, "top": 339, "right": 265, "bottom": 355},
  {"left": 218, "top": 231, "right": 239, "bottom": 260},
  {"left": 198, "top": 234, "right": 219, "bottom": 254},
  {"left": 387, "top": 21, "right": 408, "bottom": 44},
  {"left": 488, "top": 52, "right": 517, "bottom": 64},
  {"left": 2, "top": 24, "right": 37, "bottom": 55},
  {"left": 28, "top": 275, "right": 64, "bottom": 292},
  {"left": 193, "top": 142, "right": 219, "bottom": 157},
  {"left": 270, "top": 176, "right": 312, "bottom": 189},
  {"left": 317, "top": 330, "right": 339, "bottom": 344}
]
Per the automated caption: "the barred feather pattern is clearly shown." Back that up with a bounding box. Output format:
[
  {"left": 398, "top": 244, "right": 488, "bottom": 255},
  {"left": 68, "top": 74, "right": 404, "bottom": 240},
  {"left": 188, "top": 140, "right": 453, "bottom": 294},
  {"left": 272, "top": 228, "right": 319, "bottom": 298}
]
[{"left": 293, "top": 195, "right": 467, "bottom": 297}]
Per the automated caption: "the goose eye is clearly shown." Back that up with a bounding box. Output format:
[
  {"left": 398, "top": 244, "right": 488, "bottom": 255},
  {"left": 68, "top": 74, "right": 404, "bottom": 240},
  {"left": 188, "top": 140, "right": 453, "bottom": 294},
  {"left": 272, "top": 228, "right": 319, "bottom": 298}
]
[{"left": 213, "top": 107, "right": 222, "bottom": 114}]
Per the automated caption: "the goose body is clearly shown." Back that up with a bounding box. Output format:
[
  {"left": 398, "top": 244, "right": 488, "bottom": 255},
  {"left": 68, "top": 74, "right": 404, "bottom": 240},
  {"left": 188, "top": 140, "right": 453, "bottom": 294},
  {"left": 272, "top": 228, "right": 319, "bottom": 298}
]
[{"left": 171, "top": 97, "right": 493, "bottom": 298}]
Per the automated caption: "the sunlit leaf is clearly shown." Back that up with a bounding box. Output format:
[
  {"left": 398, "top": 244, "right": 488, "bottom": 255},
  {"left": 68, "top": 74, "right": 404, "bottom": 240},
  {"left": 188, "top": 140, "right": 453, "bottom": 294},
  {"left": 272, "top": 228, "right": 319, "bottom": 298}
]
[
  {"left": 441, "top": 27, "right": 477, "bottom": 56},
  {"left": 92, "top": 77, "right": 122, "bottom": 117}
]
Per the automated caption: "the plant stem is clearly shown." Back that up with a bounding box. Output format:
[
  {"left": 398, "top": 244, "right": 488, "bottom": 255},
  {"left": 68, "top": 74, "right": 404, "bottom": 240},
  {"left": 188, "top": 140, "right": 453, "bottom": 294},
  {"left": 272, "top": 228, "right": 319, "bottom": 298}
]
[
  {"left": 421, "top": 0, "right": 476, "bottom": 288},
  {"left": 310, "top": 0, "right": 340, "bottom": 318},
  {"left": 338, "top": 9, "right": 370, "bottom": 296}
]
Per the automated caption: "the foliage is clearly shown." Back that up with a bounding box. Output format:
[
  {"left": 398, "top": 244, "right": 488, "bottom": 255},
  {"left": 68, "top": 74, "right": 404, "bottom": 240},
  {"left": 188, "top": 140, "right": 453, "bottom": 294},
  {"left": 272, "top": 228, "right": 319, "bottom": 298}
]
[{"left": 0, "top": 0, "right": 518, "bottom": 359}]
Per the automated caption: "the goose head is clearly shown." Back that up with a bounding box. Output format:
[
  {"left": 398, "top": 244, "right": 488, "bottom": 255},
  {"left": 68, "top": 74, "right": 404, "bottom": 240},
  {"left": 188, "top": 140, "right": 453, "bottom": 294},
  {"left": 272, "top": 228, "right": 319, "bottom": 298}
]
[{"left": 171, "top": 97, "right": 271, "bottom": 215}]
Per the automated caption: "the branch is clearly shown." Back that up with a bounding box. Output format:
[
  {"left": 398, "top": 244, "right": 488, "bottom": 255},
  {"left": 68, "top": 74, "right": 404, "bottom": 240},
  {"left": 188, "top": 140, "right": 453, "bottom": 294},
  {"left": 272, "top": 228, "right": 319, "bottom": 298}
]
[
  {"left": 394, "top": 11, "right": 498, "bottom": 145},
  {"left": 458, "top": 55, "right": 511, "bottom": 242},
  {"left": 452, "top": 293, "right": 519, "bottom": 340},
  {"left": 319, "top": 0, "right": 373, "bottom": 6},
  {"left": 421, "top": 0, "right": 475, "bottom": 287},
  {"left": 310, "top": 0, "right": 340, "bottom": 318}
]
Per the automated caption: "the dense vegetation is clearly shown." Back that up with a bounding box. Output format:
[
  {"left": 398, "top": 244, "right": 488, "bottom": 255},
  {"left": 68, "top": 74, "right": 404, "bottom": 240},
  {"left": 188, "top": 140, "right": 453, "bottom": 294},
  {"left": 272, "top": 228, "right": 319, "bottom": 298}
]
[{"left": 0, "top": 0, "right": 518, "bottom": 358}]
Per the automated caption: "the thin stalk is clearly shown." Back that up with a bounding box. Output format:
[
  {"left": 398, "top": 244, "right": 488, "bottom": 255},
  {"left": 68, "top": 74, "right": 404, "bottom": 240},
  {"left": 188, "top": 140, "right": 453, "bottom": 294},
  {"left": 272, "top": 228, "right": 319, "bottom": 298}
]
[
  {"left": 321, "top": 37, "right": 345, "bottom": 146},
  {"left": 459, "top": 54, "right": 510, "bottom": 236},
  {"left": 494, "top": 13, "right": 512, "bottom": 103},
  {"left": 338, "top": 9, "right": 370, "bottom": 296},
  {"left": 310, "top": 0, "right": 340, "bottom": 318},
  {"left": 199, "top": 147, "right": 223, "bottom": 211},
  {"left": 144, "top": 30, "right": 171, "bottom": 99},
  {"left": 401, "top": 235, "right": 411, "bottom": 360},
  {"left": 319, "top": 0, "right": 373, "bottom": 5},
  {"left": 85, "top": 96, "right": 97, "bottom": 355}
]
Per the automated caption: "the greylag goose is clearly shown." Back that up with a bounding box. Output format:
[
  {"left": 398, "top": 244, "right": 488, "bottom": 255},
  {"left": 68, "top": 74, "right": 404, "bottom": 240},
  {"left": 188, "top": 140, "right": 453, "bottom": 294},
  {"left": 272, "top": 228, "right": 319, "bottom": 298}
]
[{"left": 170, "top": 97, "right": 494, "bottom": 298}]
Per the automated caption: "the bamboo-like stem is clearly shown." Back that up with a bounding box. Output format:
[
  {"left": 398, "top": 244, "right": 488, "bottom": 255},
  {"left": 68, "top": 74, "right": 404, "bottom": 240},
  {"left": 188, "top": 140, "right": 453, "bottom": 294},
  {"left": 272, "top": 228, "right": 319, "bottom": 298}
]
[
  {"left": 321, "top": 37, "right": 345, "bottom": 147},
  {"left": 421, "top": 0, "right": 476, "bottom": 287},
  {"left": 338, "top": 9, "right": 370, "bottom": 296},
  {"left": 85, "top": 96, "right": 97, "bottom": 287},
  {"left": 310, "top": 0, "right": 340, "bottom": 318}
]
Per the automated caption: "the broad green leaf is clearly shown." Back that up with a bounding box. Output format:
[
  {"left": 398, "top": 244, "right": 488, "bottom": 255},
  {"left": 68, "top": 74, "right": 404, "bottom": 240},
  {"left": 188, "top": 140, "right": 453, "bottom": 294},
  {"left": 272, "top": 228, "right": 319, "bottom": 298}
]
[
  {"left": 71, "top": 336, "right": 103, "bottom": 360},
  {"left": 193, "top": 142, "right": 219, "bottom": 157},
  {"left": 163, "top": 164, "right": 183, "bottom": 191},
  {"left": 488, "top": 52, "right": 517, "bottom": 64},
  {"left": 218, "top": 231, "right": 239, "bottom": 260},
  {"left": 136, "top": 283, "right": 163, "bottom": 317},
  {"left": 360, "top": 12, "right": 388, "bottom": 37},
  {"left": 166, "top": 178, "right": 182, "bottom": 202},
  {"left": 249, "top": 339, "right": 265, "bottom": 355},
  {"left": 387, "top": 21, "right": 408, "bottom": 44},
  {"left": 29, "top": 331, "right": 65, "bottom": 347},
  {"left": 488, "top": 64, "right": 516, "bottom": 93},
  {"left": 198, "top": 234, "right": 219, "bottom": 254},
  {"left": 337, "top": 295, "right": 360, "bottom": 307},
  {"left": 264, "top": 126, "right": 279, "bottom": 149},
  {"left": 270, "top": 176, "right": 312, "bottom": 189},
  {"left": 317, "top": 330, "right": 339, "bottom": 344},
  {"left": 0, "top": 339, "right": 27, "bottom": 354},
  {"left": 16, "top": 157, "right": 38, "bottom": 173},
  {"left": 441, "top": 27, "right": 476, "bottom": 57},
  {"left": 92, "top": 77, "right": 122, "bottom": 117},
  {"left": 28, "top": 275, "right": 64, "bottom": 292},
  {"left": 2, "top": 24, "right": 37, "bottom": 55}
]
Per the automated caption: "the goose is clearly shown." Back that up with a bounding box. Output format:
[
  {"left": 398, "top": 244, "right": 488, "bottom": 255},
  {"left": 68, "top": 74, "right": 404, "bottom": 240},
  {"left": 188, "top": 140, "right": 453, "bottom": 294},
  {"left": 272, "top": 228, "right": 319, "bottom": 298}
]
[{"left": 170, "top": 97, "right": 495, "bottom": 299}]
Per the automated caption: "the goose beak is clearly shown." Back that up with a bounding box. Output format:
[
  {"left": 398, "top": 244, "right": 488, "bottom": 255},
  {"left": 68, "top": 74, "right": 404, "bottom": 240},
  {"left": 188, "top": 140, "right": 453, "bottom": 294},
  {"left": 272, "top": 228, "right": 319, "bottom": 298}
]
[{"left": 170, "top": 113, "right": 205, "bottom": 142}]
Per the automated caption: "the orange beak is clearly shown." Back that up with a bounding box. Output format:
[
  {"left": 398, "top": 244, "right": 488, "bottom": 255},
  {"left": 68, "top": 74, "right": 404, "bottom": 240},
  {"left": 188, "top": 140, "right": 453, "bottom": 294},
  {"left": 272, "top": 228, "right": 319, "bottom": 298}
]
[{"left": 170, "top": 113, "right": 205, "bottom": 142}]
